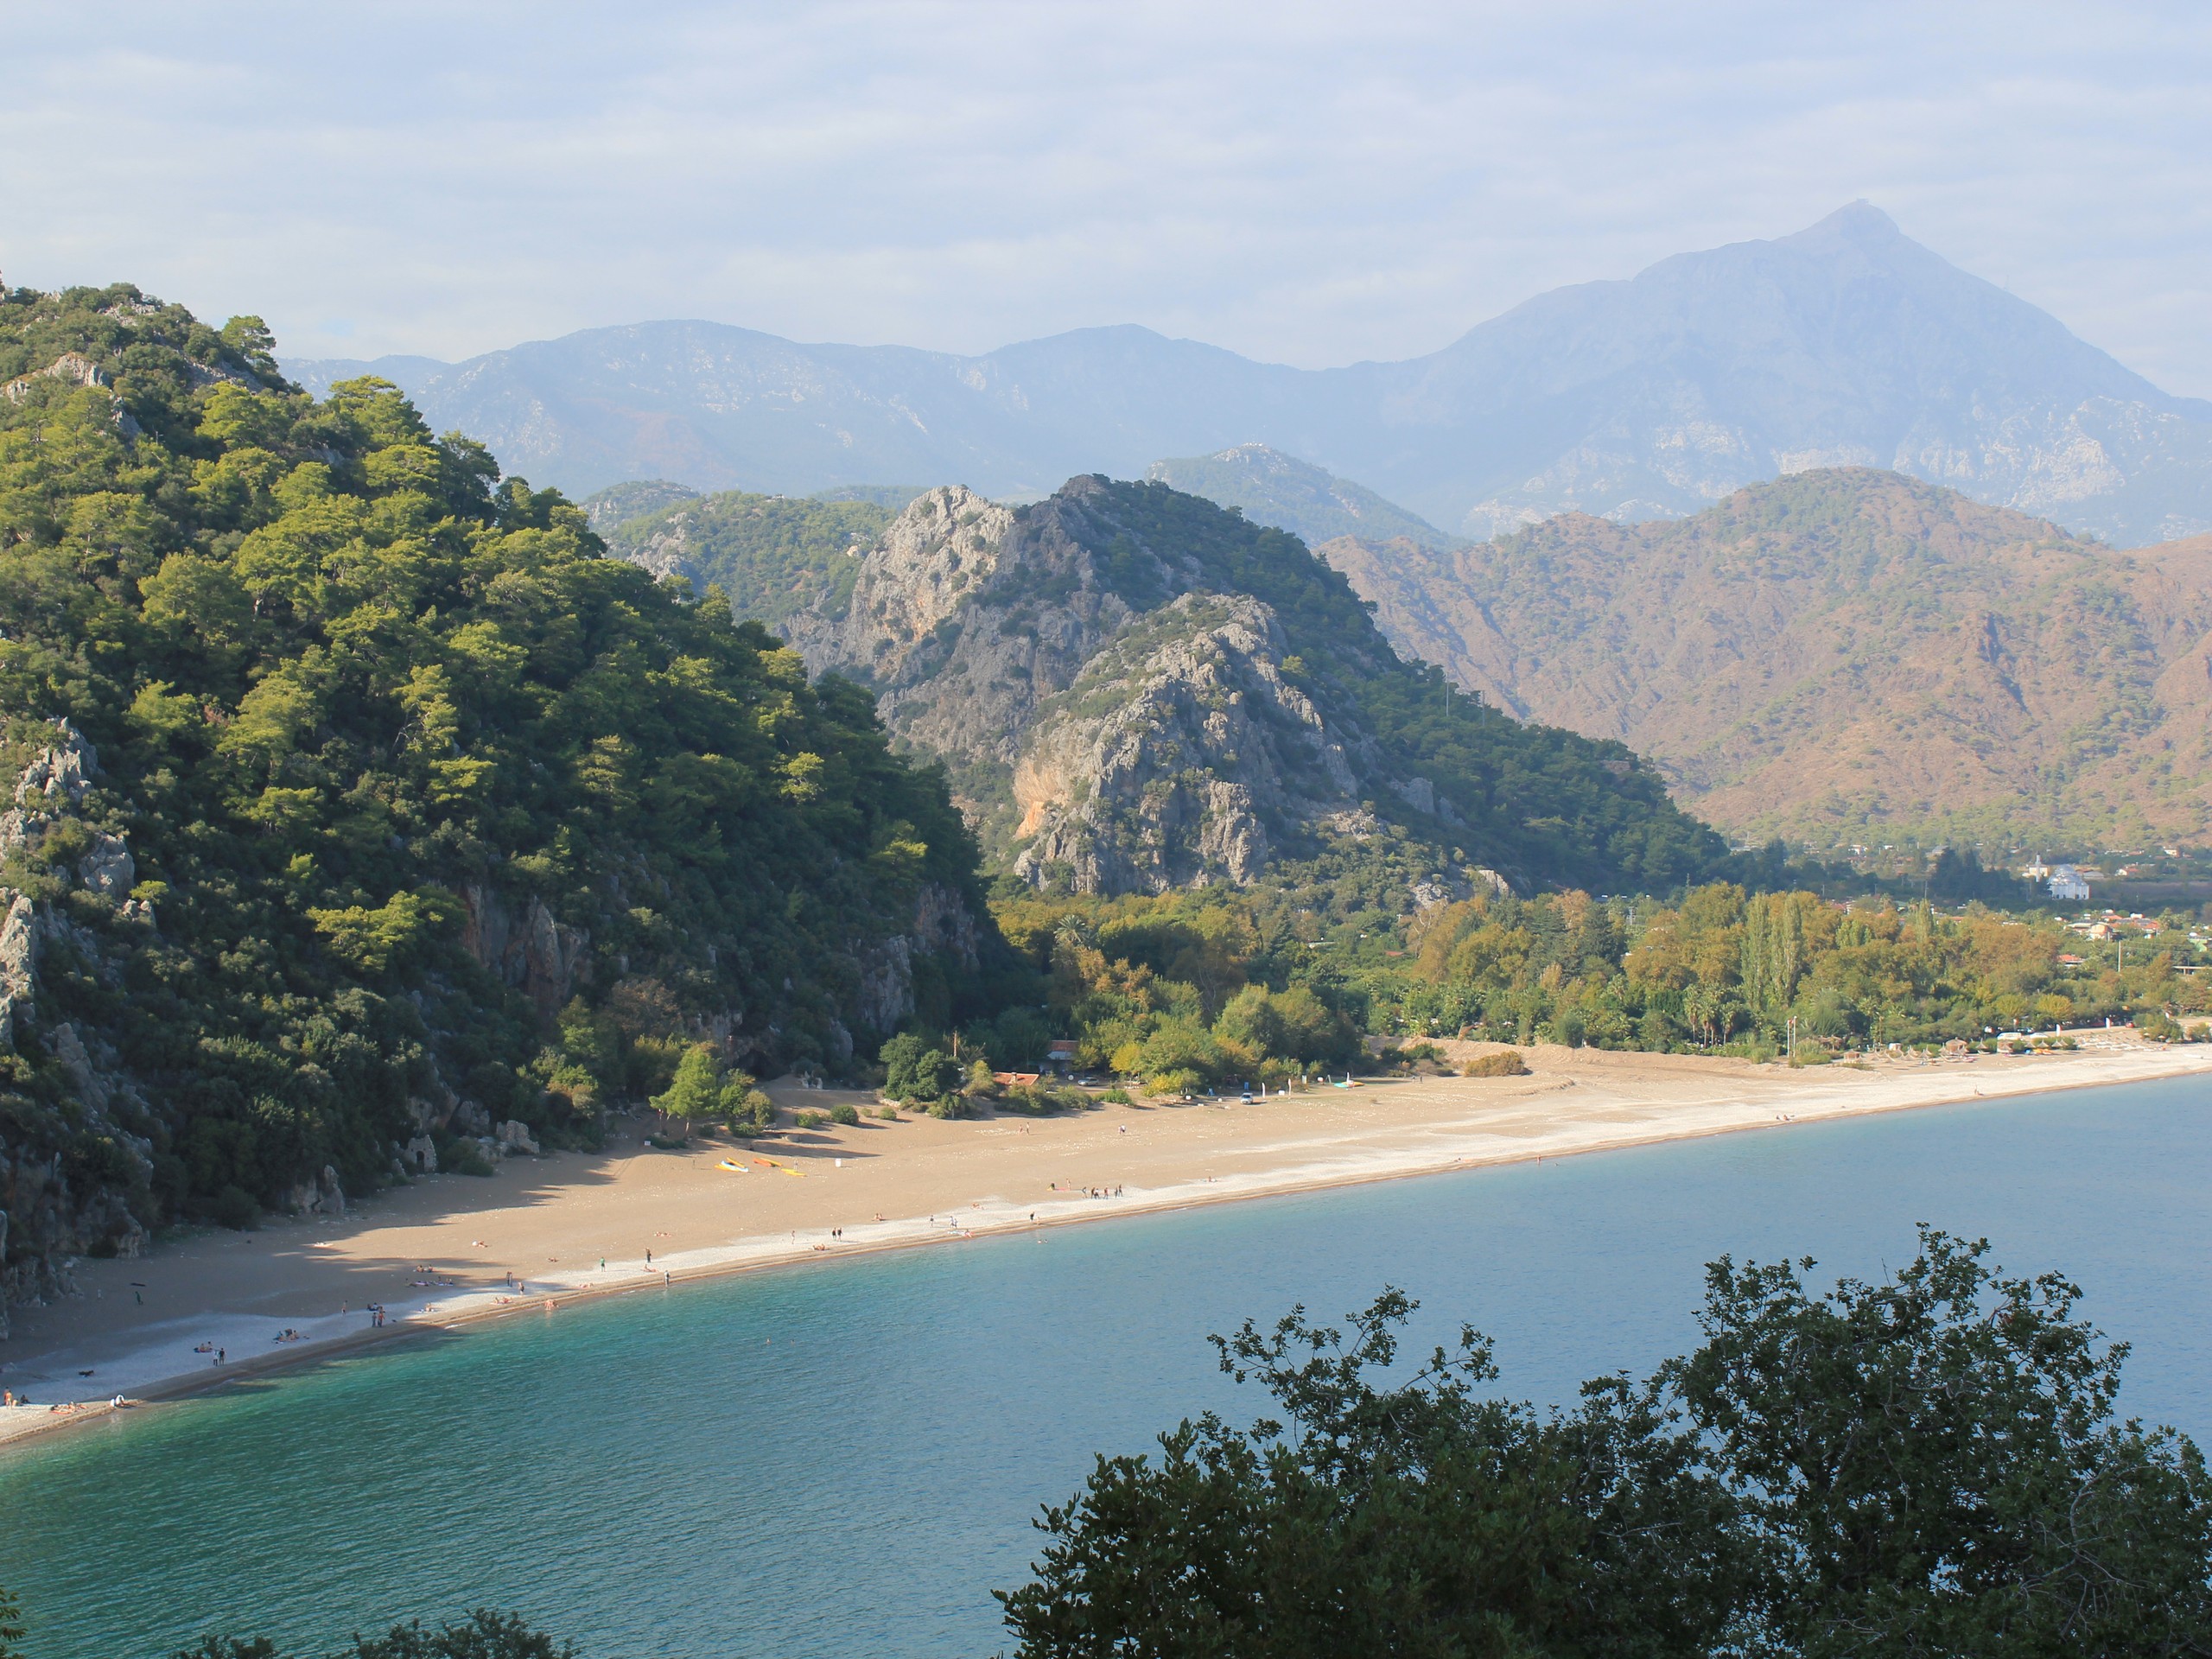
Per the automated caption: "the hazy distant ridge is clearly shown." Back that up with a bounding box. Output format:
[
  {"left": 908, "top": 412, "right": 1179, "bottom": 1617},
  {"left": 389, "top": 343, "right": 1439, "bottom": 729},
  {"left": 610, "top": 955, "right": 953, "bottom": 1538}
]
[{"left": 292, "top": 206, "right": 2212, "bottom": 547}]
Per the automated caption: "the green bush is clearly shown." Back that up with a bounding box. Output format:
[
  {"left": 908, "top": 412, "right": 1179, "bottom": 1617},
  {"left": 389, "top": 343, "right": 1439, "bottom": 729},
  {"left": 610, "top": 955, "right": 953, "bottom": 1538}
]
[
  {"left": 1099, "top": 1086, "right": 1133, "bottom": 1104},
  {"left": 210, "top": 1184, "right": 258, "bottom": 1230},
  {"left": 1462, "top": 1050, "right": 1529, "bottom": 1077},
  {"left": 794, "top": 1109, "right": 829, "bottom": 1130},
  {"left": 998, "top": 1084, "right": 1090, "bottom": 1116},
  {"left": 442, "top": 1139, "right": 496, "bottom": 1176},
  {"left": 829, "top": 1102, "right": 861, "bottom": 1126}
]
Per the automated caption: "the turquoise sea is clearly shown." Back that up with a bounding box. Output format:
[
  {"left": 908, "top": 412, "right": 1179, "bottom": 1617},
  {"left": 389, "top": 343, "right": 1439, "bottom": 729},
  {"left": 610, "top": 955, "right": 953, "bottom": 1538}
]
[{"left": 4, "top": 1075, "right": 2211, "bottom": 1658}]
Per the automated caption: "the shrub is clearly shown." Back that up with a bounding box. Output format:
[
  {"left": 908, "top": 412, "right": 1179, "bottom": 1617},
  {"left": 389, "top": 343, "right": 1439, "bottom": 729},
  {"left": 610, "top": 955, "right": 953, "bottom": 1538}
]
[
  {"left": 925, "top": 1096, "right": 968, "bottom": 1120},
  {"left": 1463, "top": 1050, "right": 1529, "bottom": 1077},
  {"left": 1100, "top": 1087, "right": 1133, "bottom": 1105},
  {"left": 795, "top": 1109, "right": 829, "bottom": 1130},
  {"left": 872, "top": 1104, "right": 900, "bottom": 1120},
  {"left": 830, "top": 1102, "right": 861, "bottom": 1126},
  {"left": 880, "top": 1033, "right": 963, "bottom": 1103},
  {"left": 443, "top": 1139, "right": 497, "bottom": 1176},
  {"left": 210, "top": 1184, "right": 258, "bottom": 1230},
  {"left": 999, "top": 1084, "right": 1090, "bottom": 1116}
]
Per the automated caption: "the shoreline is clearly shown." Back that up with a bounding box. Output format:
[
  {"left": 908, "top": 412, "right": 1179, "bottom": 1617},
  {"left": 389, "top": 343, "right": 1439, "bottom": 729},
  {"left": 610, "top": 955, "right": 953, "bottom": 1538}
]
[{"left": 6, "top": 1034, "right": 2210, "bottom": 1454}]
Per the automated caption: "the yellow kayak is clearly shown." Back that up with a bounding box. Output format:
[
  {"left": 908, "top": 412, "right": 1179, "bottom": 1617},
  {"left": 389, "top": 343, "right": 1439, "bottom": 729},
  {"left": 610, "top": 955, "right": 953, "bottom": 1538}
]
[{"left": 717, "top": 1160, "right": 748, "bottom": 1173}]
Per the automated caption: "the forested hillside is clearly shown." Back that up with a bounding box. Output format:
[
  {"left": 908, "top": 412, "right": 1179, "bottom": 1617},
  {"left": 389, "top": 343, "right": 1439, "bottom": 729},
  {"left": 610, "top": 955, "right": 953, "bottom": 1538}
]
[
  {"left": 598, "top": 487, "right": 895, "bottom": 626},
  {"left": 0, "top": 283, "right": 988, "bottom": 1328},
  {"left": 1319, "top": 469, "right": 2212, "bottom": 849}
]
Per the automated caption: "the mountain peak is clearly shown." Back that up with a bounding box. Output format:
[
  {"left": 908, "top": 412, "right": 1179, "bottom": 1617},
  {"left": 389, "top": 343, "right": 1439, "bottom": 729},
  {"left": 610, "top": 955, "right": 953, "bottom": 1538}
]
[{"left": 1784, "top": 200, "right": 1904, "bottom": 249}]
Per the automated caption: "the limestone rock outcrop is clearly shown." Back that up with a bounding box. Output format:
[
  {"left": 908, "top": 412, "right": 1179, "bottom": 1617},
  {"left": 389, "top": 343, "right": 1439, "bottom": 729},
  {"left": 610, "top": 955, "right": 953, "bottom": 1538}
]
[
  {"left": 460, "top": 886, "right": 592, "bottom": 1016},
  {"left": 792, "top": 479, "right": 1446, "bottom": 897},
  {"left": 1011, "top": 595, "right": 1360, "bottom": 893}
]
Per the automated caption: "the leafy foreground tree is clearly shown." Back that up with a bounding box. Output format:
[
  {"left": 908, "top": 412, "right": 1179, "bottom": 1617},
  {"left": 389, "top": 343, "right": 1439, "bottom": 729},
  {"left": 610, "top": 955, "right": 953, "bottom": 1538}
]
[
  {"left": 170, "top": 1609, "right": 571, "bottom": 1658},
  {"left": 999, "top": 1229, "right": 2212, "bottom": 1657}
]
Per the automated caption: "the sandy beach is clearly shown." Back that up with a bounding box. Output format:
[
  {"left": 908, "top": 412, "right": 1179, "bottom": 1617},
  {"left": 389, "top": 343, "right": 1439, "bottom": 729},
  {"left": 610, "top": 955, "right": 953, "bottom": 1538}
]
[{"left": 5, "top": 1033, "right": 2209, "bottom": 1449}]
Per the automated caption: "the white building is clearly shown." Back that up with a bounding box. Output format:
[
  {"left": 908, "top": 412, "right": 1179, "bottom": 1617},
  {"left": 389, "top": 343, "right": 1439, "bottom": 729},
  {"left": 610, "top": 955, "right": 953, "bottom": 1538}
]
[{"left": 2046, "top": 864, "right": 2091, "bottom": 902}]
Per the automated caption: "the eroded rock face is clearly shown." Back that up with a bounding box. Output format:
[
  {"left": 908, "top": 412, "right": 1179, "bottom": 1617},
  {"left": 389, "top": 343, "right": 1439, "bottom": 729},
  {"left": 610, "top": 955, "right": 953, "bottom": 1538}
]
[
  {"left": 1012, "top": 595, "right": 1360, "bottom": 893},
  {"left": 14, "top": 721, "right": 94, "bottom": 808},
  {"left": 852, "top": 881, "right": 988, "bottom": 1031},
  {"left": 460, "top": 885, "right": 592, "bottom": 1016},
  {"left": 790, "top": 479, "right": 1440, "bottom": 898},
  {"left": 791, "top": 482, "right": 1138, "bottom": 807},
  {"left": 79, "top": 833, "right": 133, "bottom": 897}
]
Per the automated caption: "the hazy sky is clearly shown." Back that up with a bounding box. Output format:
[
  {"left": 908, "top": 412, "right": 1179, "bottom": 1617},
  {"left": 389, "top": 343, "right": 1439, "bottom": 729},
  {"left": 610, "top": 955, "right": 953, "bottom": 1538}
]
[{"left": 7, "top": 3, "right": 2210, "bottom": 392}]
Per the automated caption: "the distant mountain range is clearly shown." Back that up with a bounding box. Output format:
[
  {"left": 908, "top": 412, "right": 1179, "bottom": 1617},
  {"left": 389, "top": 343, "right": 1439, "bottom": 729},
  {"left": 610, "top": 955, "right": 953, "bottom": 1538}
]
[
  {"left": 292, "top": 204, "right": 2212, "bottom": 547},
  {"left": 1313, "top": 469, "right": 2212, "bottom": 849}
]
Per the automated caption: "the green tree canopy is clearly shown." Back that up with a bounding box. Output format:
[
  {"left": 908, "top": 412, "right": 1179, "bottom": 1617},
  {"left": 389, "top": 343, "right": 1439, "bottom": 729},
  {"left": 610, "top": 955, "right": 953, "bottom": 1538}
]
[
  {"left": 1000, "top": 1230, "right": 2212, "bottom": 1656},
  {"left": 0, "top": 282, "right": 988, "bottom": 1270}
]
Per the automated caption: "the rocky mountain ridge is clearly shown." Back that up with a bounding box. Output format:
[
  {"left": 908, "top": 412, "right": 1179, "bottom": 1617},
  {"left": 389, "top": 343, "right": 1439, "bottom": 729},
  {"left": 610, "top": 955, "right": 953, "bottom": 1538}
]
[{"left": 790, "top": 477, "right": 1727, "bottom": 899}]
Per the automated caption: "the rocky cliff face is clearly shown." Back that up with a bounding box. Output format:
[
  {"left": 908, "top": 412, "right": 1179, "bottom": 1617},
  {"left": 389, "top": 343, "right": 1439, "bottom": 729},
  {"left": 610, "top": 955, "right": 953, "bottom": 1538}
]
[
  {"left": 0, "top": 723, "right": 159, "bottom": 1336},
  {"left": 788, "top": 481, "right": 1141, "bottom": 836},
  {"left": 1011, "top": 595, "right": 1368, "bottom": 893},
  {"left": 789, "top": 476, "right": 1642, "bottom": 899}
]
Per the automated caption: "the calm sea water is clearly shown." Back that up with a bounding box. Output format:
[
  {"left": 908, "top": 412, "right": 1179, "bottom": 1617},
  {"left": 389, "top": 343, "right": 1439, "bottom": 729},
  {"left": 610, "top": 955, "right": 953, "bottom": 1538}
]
[{"left": 5, "top": 1075, "right": 2210, "bottom": 1659}]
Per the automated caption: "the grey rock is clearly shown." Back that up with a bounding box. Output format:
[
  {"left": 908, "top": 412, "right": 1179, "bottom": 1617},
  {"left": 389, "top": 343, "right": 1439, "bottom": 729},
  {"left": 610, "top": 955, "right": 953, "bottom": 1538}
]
[
  {"left": 496, "top": 1120, "right": 540, "bottom": 1156},
  {"left": 50, "top": 1022, "right": 108, "bottom": 1109},
  {"left": 13, "top": 721, "right": 95, "bottom": 806},
  {"left": 79, "top": 832, "right": 133, "bottom": 898},
  {"left": 1, "top": 353, "right": 108, "bottom": 402},
  {"left": 459, "top": 887, "right": 590, "bottom": 1017}
]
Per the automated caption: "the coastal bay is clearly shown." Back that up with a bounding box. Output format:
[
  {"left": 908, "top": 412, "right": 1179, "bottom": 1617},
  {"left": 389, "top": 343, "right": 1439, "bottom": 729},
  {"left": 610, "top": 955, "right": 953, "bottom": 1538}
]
[
  {"left": 4, "top": 1033, "right": 2206, "bottom": 1442},
  {"left": 2, "top": 1062, "right": 2209, "bottom": 1657}
]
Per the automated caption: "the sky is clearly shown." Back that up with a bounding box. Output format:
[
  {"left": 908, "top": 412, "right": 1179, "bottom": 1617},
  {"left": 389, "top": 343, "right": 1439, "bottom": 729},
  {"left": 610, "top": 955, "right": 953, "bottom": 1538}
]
[{"left": 6, "top": 2, "right": 2211, "bottom": 393}]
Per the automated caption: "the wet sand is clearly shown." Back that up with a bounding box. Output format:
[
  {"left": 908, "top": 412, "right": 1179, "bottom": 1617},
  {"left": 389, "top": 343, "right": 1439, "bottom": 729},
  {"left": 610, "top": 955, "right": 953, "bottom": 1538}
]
[{"left": 5, "top": 1033, "right": 2208, "bottom": 1447}]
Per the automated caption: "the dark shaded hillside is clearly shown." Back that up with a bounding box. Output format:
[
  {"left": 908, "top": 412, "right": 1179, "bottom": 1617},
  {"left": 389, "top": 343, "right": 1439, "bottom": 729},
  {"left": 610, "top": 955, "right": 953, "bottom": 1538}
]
[
  {"left": 1318, "top": 469, "right": 2212, "bottom": 848},
  {"left": 0, "top": 283, "right": 987, "bottom": 1330}
]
